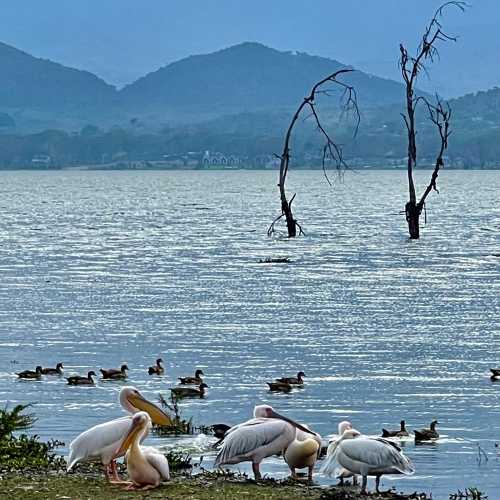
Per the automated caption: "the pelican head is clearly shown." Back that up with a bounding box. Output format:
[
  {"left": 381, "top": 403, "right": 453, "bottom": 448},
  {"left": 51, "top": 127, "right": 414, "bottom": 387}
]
[
  {"left": 119, "top": 386, "right": 172, "bottom": 426},
  {"left": 338, "top": 420, "right": 353, "bottom": 435},
  {"left": 340, "top": 428, "right": 361, "bottom": 440},
  {"left": 113, "top": 411, "right": 150, "bottom": 458},
  {"left": 253, "top": 405, "right": 316, "bottom": 435}
]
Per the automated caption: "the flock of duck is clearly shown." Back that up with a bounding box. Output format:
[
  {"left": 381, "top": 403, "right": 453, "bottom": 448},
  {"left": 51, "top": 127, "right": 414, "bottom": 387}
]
[
  {"left": 16, "top": 360, "right": 212, "bottom": 397},
  {"left": 14, "top": 361, "right": 449, "bottom": 493}
]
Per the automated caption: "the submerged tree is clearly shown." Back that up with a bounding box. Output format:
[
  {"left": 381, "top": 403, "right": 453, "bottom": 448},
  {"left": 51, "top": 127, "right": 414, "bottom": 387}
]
[
  {"left": 267, "top": 69, "right": 359, "bottom": 238},
  {"left": 400, "top": 1, "right": 465, "bottom": 239}
]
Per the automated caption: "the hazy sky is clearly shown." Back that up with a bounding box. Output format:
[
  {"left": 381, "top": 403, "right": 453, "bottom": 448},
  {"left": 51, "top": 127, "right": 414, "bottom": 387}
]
[{"left": 1, "top": 0, "right": 498, "bottom": 97}]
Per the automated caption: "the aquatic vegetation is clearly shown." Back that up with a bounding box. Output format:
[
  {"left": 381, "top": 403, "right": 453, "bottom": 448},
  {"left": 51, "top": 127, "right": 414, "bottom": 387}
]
[
  {"left": 0, "top": 404, "right": 65, "bottom": 471},
  {"left": 154, "top": 393, "right": 194, "bottom": 435},
  {"left": 0, "top": 404, "right": 36, "bottom": 439},
  {"left": 449, "top": 488, "right": 487, "bottom": 500}
]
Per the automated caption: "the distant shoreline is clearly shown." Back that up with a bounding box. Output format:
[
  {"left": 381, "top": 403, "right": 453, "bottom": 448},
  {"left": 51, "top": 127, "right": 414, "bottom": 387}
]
[{"left": 0, "top": 165, "right": 498, "bottom": 172}]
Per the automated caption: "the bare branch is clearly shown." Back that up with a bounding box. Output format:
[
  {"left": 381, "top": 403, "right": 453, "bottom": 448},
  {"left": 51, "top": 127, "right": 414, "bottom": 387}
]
[{"left": 268, "top": 68, "right": 359, "bottom": 237}]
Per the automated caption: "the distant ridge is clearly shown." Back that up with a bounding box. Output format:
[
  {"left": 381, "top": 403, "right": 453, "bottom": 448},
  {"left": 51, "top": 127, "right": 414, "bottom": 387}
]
[
  {"left": 0, "top": 40, "right": 429, "bottom": 130},
  {"left": 120, "top": 42, "right": 406, "bottom": 115},
  {"left": 0, "top": 42, "right": 117, "bottom": 112}
]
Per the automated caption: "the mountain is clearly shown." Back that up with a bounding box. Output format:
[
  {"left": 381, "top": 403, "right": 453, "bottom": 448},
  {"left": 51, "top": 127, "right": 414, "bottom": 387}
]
[
  {"left": 119, "top": 42, "right": 406, "bottom": 118},
  {"left": 0, "top": 42, "right": 117, "bottom": 111},
  {"left": 0, "top": 42, "right": 118, "bottom": 130}
]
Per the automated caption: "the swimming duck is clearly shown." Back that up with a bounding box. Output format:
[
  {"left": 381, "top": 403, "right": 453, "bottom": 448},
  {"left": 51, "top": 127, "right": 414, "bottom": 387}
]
[
  {"left": 490, "top": 368, "right": 500, "bottom": 380},
  {"left": 41, "top": 363, "right": 64, "bottom": 375},
  {"left": 267, "top": 381, "right": 293, "bottom": 392},
  {"left": 212, "top": 423, "right": 231, "bottom": 439},
  {"left": 148, "top": 358, "right": 164, "bottom": 375},
  {"left": 178, "top": 369, "right": 204, "bottom": 385},
  {"left": 170, "top": 383, "right": 208, "bottom": 398},
  {"left": 414, "top": 420, "right": 439, "bottom": 441},
  {"left": 17, "top": 366, "right": 43, "bottom": 379},
  {"left": 67, "top": 371, "right": 97, "bottom": 385},
  {"left": 382, "top": 420, "right": 409, "bottom": 438},
  {"left": 276, "top": 371, "right": 306, "bottom": 385},
  {"left": 100, "top": 364, "right": 129, "bottom": 380}
]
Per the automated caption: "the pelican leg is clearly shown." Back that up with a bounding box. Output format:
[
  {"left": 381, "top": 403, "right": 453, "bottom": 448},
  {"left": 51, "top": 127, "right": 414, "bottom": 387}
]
[
  {"left": 124, "top": 483, "right": 158, "bottom": 491},
  {"left": 288, "top": 466, "right": 297, "bottom": 479},
  {"left": 353, "top": 475, "right": 358, "bottom": 486},
  {"left": 108, "top": 461, "right": 127, "bottom": 484},
  {"left": 252, "top": 462, "right": 262, "bottom": 480},
  {"left": 360, "top": 475, "right": 368, "bottom": 495},
  {"left": 337, "top": 477, "right": 344, "bottom": 486},
  {"left": 307, "top": 465, "right": 314, "bottom": 483},
  {"left": 375, "top": 475, "right": 381, "bottom": 493}
]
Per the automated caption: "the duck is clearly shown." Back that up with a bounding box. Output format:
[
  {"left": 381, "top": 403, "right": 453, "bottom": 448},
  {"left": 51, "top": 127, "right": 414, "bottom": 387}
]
[
  {"left": 41, "top": 363, "right": 64, "bottom": 375},
  {"left": 414, "top": 420, "right": 439, "bottom": 441},
  {"left": 490, "top": 368, "right": 500, "bottom": 380},
  {"left": 211, "top": 423, "right": 232, "bottom": 440},
  {"left": 148, "top": 358, "right": 164, "bottom": 375},
  {"left": 66, "top": 371, "right": 97, "bottom": 386},
  {"left": 178, "top": 369, "right": 204, "bottom": 385},
  {"left": 382, "top": 420, "right": 409, "bottom": 438},
  {"left": 17, "top": 366, "right": 43, "bottom": 379},
  {"left": 276, "top": 371, "right": 306, "bottom": 385},
  {"left": 267, "top": 381, "right": 293, "bottom": 392},
  {"left": 100, "top": 364, "right": 129, "bottom": 380},
  {"left": 170, "top": 383, "right": 208, "bottom": 398}
]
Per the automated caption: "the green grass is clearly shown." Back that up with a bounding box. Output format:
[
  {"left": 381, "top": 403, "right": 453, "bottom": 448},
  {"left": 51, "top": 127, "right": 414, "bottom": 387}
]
[{"left": 0, "top": 473, "right": 322, "bottom": 500}]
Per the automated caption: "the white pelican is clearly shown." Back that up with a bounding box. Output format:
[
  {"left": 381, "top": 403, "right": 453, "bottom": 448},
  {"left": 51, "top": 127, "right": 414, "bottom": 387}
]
[
  {"left": 214, "top": 404, "right": 317, "bottom": 479},
  {"left": 284, "top": 427, "right": 322, "bottom": 481},
  {"left": 321, "top": 421, "right": 358, "bottom": 485},
  {"left": 67, "top": 386, "right": 172, "bottom": 480},
  {"left": 325, "top": 428, "right": 415, "bottom": 494},
  {"left": 112, "top": 412, "right": 170, "bottom": 490}
]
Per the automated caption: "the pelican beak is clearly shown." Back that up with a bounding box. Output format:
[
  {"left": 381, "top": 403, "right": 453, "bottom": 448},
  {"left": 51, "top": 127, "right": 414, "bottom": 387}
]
[
  {"left": 269, "top": 409, "right": 316, "bottom": 435},
  {"left": 113, "top": 417, "right": 143, "bottom": 459},
  {"left": 127, "top": 393, "right": 173, "bottom": 426}
]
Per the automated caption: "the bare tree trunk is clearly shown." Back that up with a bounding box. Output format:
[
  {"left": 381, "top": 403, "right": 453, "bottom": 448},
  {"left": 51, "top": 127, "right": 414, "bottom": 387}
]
[
  {"left": 399, "top": 1, "right": 463, "bottom": 239},
  {"left": 268, "top": 70, "right": 359, "bottom": 238}
]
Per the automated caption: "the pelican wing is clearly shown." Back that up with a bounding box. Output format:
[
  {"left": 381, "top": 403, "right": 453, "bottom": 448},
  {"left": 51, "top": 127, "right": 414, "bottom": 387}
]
[
  {"left": 215, "top": 419, "right": 289, "bottom": 466},
  {"left": 339, "top": 437, "right": 414, "bottom": 475},
  {"left": 144, "top": 448, "right": 170, "bottom": 480},
  {"left": 67, "top": 416, "right": 132, "bottom": 469}
]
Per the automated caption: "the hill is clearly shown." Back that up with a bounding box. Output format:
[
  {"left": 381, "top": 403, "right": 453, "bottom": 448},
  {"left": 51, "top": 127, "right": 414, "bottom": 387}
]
[
  {"left": 0, "top": 42, "right": 120, "bottom": 130},
  {"left": 119, "top": 42, "right": 407, "bottom": 119}
]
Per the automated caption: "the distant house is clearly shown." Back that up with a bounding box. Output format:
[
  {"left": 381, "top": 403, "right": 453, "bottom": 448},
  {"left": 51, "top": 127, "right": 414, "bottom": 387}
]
[{"left": 202, "top": 150, "right": 244, "bottom": 167}]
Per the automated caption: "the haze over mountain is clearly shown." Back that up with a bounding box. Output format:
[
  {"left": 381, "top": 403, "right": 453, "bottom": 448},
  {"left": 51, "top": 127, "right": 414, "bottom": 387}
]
[
  {"left": 120, "top": 42, "right": 406, "bottom": 117},
  {"left": 0, "top": 41, "right": 408, "bottom": 130},
  {"left": 0, "top": 0, "right": 497, "bottom": 97}
]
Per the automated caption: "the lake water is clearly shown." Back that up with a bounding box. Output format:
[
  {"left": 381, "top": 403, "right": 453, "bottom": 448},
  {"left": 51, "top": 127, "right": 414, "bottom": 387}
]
[{"left": 0, "top": 170, "right": 498, "bottom": 498}]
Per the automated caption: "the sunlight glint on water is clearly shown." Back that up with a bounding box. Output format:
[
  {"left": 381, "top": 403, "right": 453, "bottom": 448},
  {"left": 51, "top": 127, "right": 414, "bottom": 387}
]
[{"left": 0, "top": 170, "right": 498, "bottom": 499}]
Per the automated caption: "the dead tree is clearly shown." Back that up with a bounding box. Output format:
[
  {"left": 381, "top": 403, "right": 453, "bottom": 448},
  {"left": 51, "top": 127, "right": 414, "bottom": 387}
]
[
  {"left": 400, "top": 1, "right": 465, "bottom": 239},
  {"left": 267, "top": 69, "right": 359, "bottom": 238}
]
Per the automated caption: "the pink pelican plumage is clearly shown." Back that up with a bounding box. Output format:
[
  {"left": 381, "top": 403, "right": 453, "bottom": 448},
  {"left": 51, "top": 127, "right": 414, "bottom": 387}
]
[
  {"left": 324, "top": 428, "right": 415, "bottom": 494},
  {"left": 67, "top": 387, "right": 172, "bottom": 480},
  {"left": 214, "top": 404, "right": 317, "bottom": 479}
]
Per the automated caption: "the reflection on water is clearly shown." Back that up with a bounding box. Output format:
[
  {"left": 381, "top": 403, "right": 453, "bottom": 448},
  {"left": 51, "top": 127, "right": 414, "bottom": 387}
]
[{"left": 0, "top": 170, "right": 498, "bottom": 498}]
